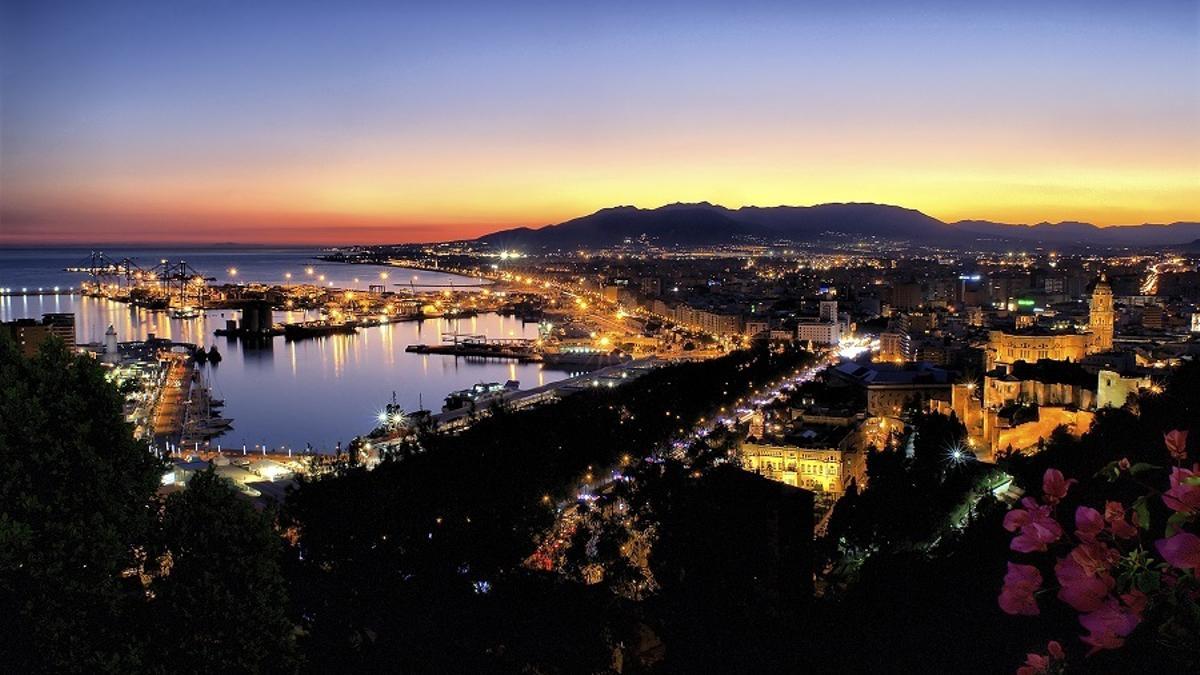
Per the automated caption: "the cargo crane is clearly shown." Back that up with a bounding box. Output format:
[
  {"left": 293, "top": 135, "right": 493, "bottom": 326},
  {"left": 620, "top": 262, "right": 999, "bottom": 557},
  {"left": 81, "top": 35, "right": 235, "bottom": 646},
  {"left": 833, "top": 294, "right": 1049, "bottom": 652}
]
[
  {"left": 67, "top": 251, "right": 147, "bottom": 293},
  {"left": 148, "top": 259, "right": 215, "bottom": 317}
]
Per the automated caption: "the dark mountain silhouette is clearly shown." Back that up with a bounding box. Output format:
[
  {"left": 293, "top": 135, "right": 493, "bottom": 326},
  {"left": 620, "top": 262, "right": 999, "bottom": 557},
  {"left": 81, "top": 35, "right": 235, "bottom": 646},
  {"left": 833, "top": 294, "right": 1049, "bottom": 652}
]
[
  {"left": 480, "top": 203, "right": 758, "bottom": 248},
  {"left": 475, "top": 202, "right": 1200, "bottom": 249},
  {"left": 952, "top": 220, "right": 1200, "bottom": 246}
]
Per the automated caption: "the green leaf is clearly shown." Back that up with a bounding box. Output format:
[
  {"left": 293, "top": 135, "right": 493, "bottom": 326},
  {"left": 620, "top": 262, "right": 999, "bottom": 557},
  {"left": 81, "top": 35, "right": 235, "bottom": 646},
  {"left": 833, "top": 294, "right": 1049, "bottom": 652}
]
[
  {"left": 1182, "top": 475, "right": 1200, "bottom": 486},
  {"left": 1130, "top": 462, "right": 1161, "bottom": 476},
  {"left": 1133, "top": 496, "right": 1151, "bottom": 530},
  {"left": 1095, "top": 461, "right": 1121, "bottom": 481},
  {"left": 1166, "top": 511, "right": 1192, "bottom": 537},
  {"left": 1135, "top": 570, "right": 1161, "bottom": 594}
]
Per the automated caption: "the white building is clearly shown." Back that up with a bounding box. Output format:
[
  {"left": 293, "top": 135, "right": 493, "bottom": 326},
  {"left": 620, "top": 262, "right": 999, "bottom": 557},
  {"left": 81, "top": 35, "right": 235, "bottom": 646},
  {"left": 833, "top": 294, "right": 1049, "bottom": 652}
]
[
  {"left": 1097, "top": 369, "right": 1152, "bottom": 409},
  {"left": 103, "top": 325, "right": 119, "bottom": 364},
  {"left": 796, "top": 320, "right": 840, "bottom": 346}
]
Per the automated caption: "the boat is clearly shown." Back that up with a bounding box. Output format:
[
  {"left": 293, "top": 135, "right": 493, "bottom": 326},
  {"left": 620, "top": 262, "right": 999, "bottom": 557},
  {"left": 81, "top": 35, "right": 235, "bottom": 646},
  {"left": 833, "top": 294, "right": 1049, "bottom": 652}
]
[
  {"left": 539, "top": 348, "right": 632, "bottom": 370},
  {"left": 168, "top": 306, "right": 202, "bottom": 319},
  {"left": 283, "top": 320, "right": 359, "bottom": 339},
  {"left": 442, "top": 380, "right": 519, "bottom": 413}
]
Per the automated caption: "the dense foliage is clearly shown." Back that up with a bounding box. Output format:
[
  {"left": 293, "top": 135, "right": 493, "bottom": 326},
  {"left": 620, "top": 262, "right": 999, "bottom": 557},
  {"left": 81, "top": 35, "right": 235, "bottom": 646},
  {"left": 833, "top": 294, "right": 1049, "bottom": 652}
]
[
  {"left": 7, "top": 328, "right": 1198, "bottom": 673},
  {"left": 0, "top": 335, "right": 297, "bottom": 673},
  {"left": 283, "top": 343, "right": 813, "bottom": 670},
  {"left": 0, "top": 335, "right": 162, "bottom": 671},
  {"left": 150, "top": 469, "right": 299, "bottom": 672}
]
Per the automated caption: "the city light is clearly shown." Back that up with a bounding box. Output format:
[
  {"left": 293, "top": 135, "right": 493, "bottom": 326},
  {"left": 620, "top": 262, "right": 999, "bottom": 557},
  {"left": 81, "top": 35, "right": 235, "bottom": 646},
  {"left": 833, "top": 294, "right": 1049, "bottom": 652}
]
[{"left": 945, "top": 442, "right": 972, "bottom": 466}]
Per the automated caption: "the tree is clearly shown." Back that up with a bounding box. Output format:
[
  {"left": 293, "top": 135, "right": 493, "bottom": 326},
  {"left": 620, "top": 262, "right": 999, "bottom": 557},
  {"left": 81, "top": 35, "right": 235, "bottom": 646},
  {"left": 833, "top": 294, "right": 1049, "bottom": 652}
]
[
  {"left": 150, "top": 469, "right": 299, "bottom": 673},
  {"left": 0, "top": 335, "right": 163, "bottom": 671}
]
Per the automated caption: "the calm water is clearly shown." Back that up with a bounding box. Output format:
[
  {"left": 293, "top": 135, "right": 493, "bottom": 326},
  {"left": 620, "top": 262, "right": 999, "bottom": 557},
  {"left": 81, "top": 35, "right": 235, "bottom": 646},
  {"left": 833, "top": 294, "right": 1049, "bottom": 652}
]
[
  {"left": 0, "top": 246, "right": 484, "bottom": 292},
  {"left": 0, "top": 248, "right": 563, "bottom": 452}
]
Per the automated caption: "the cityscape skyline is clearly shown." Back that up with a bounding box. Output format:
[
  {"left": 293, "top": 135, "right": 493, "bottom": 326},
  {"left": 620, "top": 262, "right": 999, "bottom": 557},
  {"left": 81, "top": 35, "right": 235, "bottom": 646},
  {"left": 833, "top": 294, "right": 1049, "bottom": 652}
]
[
  {"left": 3, "top": 0, "right": 1197, "bottom": 245},
  {"left": 4, "top": 3, "right": 1200, "bottom": 667}
]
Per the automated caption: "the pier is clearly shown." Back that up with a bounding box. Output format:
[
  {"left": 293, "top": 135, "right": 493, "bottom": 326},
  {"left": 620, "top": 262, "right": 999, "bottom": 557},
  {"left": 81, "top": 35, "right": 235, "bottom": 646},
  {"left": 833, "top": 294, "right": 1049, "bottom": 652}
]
[
  {"left": 405, "top": 333, "right": 541, "bottom": 361},
  {"left": 0, "top": 287, "right": 82, "bottom": 297},
  {"left": 427, "top": 358, "right": 660, "bottom": 432}
]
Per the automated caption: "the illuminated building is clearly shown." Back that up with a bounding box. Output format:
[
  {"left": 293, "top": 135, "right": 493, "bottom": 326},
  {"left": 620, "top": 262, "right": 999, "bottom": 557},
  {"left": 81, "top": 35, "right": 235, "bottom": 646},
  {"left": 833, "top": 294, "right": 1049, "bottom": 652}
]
[
  {"left": 744, "top": 319, "right": 770, "bottom": 337},
  {"left": 796, "top": 319, "right": 840, "bottom": 346},
  {"left": 984, "top": 275, "right": 1114, "bottom": 370},
  {"left": 650, "top": 299, "right": 744, "bottom": 336},
  {"left": 741, "top": 433, "right": 865, "bottom": 497},
  {"left": 2, "top": 313, "right": 76, "bottom": 357},
  {"left": 103, "top": 325, "right": 119, "bottom": 364},
  {"left": 830, "top": 361, "right": 953, "bottom": 417},
  {"left": 878, "top": 331, "right": 909, "bottom": 362},
  {"left": 983, "top": 361, "right": 1095, "bottom": 410},
  {"left": 1089, "top": 274, "right": 1114, "bottom": 351},
  {"left": 1096, "top": 369, "right": 1152, "bottom": 409}
]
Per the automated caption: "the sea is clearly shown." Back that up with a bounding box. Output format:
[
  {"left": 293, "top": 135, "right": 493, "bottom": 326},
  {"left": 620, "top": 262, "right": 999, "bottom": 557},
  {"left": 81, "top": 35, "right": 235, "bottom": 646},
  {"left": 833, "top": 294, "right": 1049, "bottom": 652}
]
[{"left": 0, "top": 246, "right": 566, "bottom": 452}]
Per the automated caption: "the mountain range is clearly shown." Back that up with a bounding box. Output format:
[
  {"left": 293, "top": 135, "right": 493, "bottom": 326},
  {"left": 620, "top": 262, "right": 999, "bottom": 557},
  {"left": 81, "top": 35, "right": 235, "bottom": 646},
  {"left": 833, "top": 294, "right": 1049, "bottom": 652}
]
[{"left": 476, "top": 202, "right": 1200, "bottom": 249}]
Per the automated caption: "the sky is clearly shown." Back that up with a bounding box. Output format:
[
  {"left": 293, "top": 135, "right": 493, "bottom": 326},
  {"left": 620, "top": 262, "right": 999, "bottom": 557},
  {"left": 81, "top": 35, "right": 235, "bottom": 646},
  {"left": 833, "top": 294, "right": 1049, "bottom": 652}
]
[{"left": 1, "top": 0, "right": 1197, "bottom": 245}]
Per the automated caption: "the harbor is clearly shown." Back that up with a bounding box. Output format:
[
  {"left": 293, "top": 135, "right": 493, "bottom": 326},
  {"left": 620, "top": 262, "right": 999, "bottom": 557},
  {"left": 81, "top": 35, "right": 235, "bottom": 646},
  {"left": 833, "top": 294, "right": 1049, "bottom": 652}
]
[
  {"left": 2, "top": 246, "right": 676, "bottom": 455},
  {"left": 0, "top": 247, "right": 575, "bottom": 453}
]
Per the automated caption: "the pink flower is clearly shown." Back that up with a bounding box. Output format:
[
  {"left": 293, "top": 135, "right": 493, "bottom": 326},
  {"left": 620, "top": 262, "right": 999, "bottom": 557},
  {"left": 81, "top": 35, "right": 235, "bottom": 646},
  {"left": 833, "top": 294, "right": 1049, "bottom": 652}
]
[
  {"left": 1162, "top": 465, "right": 1200, "bottom": 513},
  {"left": 1164, "top": 429, "right": 1189, "bottom": 462},
  {"left": 1017, "top": 657, "right": 1048, "bottom": 675},
  {"left": 1005, "top": 498, "right": 1063, "bottom": 553},
  {"left": 1079, "top": 598, "right": 1141, "bottom": 654},
  {"left": 1117, "top": 457, "right": 1131, "bottom": 472},
  {"left": 1017, "top": 640, "right": 1066, "bottom": 675},
  {"left": 1055, "top": 543, "right": 1116, "bottom": 612},
  {"left": 999, "top": 562, "right": 1042, "bottom": 616},
  {"left": 1120, "top": 590, "right": 1148, "bottom": 619},
  {"left": 1042, "top": 468, "right": 1076, "bottom": 505},
  {"left": 1156, "top": 532, "right": 1200, "bottom": 570},
  {"left": 1047, "top": 640, "right": 1066, "bottom": 660},
  {"left": 1103, "top": 501, "right": 1138, "bottom": 539},
  {"left": 1074, "top": 506, "right": 1104, "bottom": 543}
]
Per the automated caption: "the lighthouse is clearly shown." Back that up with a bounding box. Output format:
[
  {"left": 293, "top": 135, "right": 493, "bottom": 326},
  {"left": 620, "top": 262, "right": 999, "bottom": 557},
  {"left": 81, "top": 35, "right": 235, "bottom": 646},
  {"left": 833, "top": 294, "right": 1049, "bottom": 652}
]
[{"left": 103, "top": 325, "right": 119, "bottom": 364}]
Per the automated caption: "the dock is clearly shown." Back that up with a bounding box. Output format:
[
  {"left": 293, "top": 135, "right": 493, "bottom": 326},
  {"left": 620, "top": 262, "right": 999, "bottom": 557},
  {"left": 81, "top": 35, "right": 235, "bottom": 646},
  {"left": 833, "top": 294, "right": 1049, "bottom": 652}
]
[
  {"left": 0, "top": 288, "right": 82, "bottom": 297},
  {"left": 429, "top": 358, "right": 661, "bottom": 432},
  {"left": 405, "top": 333, "right": 541, "bottom": 361}
]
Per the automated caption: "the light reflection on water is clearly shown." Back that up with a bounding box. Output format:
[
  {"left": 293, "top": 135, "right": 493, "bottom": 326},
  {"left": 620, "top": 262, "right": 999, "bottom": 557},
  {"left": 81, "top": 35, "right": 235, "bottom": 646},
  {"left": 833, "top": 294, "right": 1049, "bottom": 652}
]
[{"left": 1, "top": 294, "right": 564, "bottom": 451}]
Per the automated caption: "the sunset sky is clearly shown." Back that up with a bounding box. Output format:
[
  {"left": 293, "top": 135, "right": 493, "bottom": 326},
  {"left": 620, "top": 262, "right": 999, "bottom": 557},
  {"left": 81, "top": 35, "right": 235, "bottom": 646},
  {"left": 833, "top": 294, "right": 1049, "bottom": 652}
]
[{"left": 2, "top": 0, "right": 1197, "bottom": 245}]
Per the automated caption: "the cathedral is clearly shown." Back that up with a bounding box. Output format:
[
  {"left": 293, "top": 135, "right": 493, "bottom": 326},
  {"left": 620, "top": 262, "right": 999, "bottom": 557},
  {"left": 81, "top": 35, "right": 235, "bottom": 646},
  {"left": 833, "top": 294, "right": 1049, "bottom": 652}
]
[{"left": 985, "top": 275, "right": 1114, "bottom": 370}]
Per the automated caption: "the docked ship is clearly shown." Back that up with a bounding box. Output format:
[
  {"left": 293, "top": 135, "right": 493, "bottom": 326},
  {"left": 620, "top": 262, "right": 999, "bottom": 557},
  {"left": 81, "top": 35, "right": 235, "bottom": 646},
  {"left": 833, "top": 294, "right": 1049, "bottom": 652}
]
[
  {"left": 539, "top": 346, "right": 632, "bottom": 370},
  {"left": 283, "top": 320, "right": 360, "bottom": 339},
  {"left": 442, "top": 380, "right": 519, "bottom": 413}
]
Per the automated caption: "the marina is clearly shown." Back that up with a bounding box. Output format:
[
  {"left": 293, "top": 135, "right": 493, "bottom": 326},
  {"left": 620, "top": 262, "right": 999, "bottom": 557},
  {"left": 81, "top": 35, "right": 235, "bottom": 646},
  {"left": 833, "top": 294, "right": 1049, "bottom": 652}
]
[{"left": 1, "top": 247, "right": 571, "bottom": 452}]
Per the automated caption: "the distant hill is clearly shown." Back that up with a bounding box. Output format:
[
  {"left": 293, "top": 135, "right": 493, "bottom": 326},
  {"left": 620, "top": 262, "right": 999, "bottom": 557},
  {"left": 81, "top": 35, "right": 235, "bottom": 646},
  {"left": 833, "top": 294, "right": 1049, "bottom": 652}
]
[
  {"left": 952, "top": 220, "right": 1200, "bottom": 247},
  {"left": 475, "top": 202, "right": 1200, "bottom": 249}
]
